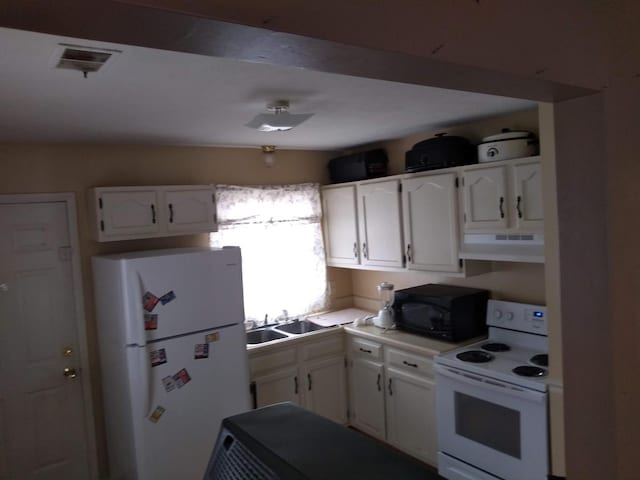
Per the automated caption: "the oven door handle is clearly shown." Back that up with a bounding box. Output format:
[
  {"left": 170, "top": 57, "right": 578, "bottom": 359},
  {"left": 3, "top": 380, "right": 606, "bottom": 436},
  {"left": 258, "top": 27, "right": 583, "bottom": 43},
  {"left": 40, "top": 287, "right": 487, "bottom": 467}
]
[{"left": 434, "top": 363, "right": 546, "bottom": 404}]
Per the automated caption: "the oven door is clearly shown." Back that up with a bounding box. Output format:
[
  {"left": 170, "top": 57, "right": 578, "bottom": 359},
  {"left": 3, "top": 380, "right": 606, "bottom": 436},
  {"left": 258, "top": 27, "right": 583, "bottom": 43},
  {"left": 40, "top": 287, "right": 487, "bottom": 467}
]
[{"left": 435, "top": 364, "right": 548, "bottom": 480}]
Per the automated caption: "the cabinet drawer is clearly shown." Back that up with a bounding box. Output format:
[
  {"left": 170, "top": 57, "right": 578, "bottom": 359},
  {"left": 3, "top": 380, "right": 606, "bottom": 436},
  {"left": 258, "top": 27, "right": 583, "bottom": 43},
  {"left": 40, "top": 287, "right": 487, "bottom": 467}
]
[
  {"left": 385, "top": 347, "right": 433, "bottom": 378},
  {"left": 350, "top": 337, "right": 382, "bottom": 360},
  {"left": 249, "top": 347, "right": 297, "bottom": 377},
  {"left": 301, "top": 334, "right": 344, "bottom": 361}
]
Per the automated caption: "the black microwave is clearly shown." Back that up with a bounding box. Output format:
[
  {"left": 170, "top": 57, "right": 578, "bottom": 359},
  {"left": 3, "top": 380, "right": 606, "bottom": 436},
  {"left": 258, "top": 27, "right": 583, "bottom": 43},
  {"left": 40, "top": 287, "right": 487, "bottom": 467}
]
[{"left": 392, "top": 284, "right": 489, "bottom": 342}]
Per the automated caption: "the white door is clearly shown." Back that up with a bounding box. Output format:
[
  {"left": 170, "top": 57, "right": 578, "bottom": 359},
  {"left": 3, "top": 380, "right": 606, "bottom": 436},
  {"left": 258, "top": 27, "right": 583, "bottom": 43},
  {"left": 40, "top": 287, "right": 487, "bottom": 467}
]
[
  {"left": 462, "top": 166, "right": 508, "bottom": 231},
  {"left": 302, "top": 355, "right": 348, "bottom": 424},
  {"left": 322, "top": 185, "right": 360, "bottom": 266},
  {"left": 348, "top": 358, "right": 385, "bottom": 439},
  {"left": 0, "top": 202, "right": 91, "bottom": 479},
  {"left": 357, "top": 179, "right": 404, "bottom": 268},
  {"left": 402, "top": 173, "right": 461, "bottom": 273},
  {"left": 385, "top": 367, "right": 437, "bottom": 465},
  {"left": 513, "top": 162, "right": 544, "bottom": 231}
]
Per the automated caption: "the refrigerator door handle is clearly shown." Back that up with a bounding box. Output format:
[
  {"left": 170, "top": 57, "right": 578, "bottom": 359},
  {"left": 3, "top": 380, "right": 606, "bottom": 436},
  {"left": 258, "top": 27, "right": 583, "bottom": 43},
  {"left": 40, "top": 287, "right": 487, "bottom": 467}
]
[
  {"left": 134, "top": 273, "right": 146, "bottom": 346},
  {"left": 140, "top": 346, "right": 153, "bottom": 418}
]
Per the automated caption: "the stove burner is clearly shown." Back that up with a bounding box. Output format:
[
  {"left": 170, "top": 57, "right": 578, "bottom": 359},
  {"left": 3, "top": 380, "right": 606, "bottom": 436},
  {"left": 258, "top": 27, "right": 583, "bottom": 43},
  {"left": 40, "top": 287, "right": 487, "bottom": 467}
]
[
  {"left": 481, "top": 342, "right": 511, "bottom": 352},
  {"left": 457, "top": 350, "right": 494, "bottom": 363},
  {"left": 530, "top": 354, "right": 548, "bottom": 367},
  {"left": 512, "top": 365, "right": 547, "bottom": 377}
]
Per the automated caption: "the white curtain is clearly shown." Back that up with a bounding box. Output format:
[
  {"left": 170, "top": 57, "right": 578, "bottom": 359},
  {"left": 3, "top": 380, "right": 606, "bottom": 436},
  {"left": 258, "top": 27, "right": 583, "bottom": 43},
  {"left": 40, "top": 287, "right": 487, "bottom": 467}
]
[{"left": 211, "top": 183, "right": 328, "bottom": 322}]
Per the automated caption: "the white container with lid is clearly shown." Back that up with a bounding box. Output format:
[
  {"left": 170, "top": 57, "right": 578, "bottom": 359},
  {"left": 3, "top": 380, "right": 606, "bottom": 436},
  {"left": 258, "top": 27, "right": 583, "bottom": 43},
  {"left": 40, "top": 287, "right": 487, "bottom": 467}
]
[{"left": 477, "top": 129, "right": 539, "bottom": 162}]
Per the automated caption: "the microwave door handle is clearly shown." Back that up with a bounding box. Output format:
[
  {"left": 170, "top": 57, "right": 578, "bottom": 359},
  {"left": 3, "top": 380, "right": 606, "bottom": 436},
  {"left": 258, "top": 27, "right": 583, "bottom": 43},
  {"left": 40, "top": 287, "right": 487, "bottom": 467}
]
[{"left": 434, "top": 364, "right": 546, "bottom": 404}]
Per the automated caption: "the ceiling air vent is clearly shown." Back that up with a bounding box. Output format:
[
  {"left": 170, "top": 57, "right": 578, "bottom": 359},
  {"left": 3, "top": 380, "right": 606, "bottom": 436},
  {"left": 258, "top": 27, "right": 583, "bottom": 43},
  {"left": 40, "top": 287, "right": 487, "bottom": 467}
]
[{"left": 55, "top": 44, "right": 120, "bottom": 76}]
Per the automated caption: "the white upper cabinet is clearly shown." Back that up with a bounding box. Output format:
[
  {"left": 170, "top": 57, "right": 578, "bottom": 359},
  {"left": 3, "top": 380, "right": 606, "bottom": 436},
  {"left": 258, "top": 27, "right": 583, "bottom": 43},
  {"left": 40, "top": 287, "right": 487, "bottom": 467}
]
[
  {"left": 357, "top": 178, "right": 404, "bottom": 268},
  {"left": 402, "top": 173, "right": 461, "bottom": 273},
  {"left": 96, "top": 188, "right": 160, "bottom": 239},
  {"left": 462, "top": 165, "right": 508, "bottom": 231},
  {"left": 512, "top": 161, "right": 544, "bottom": 230},
  {"left": 164, "top": 186, "right": 217, "bottom": 234},
  {"left": 91, "top": 185, "right": 217, "bottom": 242},
  {"left": 322, "top": 185, "right": 360, "bottom": 266},
  {"left": 461, "top": 157, "right": 544, "bottom": 234}
]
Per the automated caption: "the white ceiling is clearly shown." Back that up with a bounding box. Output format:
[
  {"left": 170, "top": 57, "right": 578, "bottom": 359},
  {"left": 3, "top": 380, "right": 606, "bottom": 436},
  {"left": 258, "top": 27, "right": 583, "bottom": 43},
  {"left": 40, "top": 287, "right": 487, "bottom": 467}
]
[{"left": 0, "top": 27, "right": 535, "bottom": 151}]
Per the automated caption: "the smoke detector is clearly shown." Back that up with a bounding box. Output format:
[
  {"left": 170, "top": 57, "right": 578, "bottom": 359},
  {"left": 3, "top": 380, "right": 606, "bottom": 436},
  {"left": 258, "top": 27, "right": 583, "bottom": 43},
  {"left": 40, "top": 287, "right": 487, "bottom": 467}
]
[
  {"left": 245, "top": 100, "right": 314, "bottom": 132},
  {"left": 54, "top": 44, "right": 121, "bottom": 76}
]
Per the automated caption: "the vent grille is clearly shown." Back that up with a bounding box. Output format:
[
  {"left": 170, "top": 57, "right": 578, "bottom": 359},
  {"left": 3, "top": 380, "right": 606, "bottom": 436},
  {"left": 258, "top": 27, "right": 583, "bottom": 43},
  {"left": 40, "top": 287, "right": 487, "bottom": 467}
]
[{"left": 55, "top": 44, "right": 120, "bottom": 74}]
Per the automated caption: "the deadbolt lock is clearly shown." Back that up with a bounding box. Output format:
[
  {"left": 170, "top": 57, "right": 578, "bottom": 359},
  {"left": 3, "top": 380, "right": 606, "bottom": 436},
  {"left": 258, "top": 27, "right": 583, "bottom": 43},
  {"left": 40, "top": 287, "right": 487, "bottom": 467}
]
[
  {"left": 63, "top": 367, "right": 78, "bottom": 379},
  {"left": 63, "top": 347, "right": 73, "bottom": 357}
]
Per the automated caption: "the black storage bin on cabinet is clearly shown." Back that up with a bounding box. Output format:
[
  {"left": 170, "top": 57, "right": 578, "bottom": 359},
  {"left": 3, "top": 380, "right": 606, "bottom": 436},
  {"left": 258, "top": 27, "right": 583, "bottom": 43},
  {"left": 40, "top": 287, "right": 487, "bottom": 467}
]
[{"left": 328, "top": 149, "right": 388, "bottom": 183}]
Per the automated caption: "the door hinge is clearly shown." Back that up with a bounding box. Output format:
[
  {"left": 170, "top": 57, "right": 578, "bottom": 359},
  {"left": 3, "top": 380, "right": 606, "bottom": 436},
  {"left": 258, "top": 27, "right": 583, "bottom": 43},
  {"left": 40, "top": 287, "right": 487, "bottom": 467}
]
[
  {"left": 98, "top": 197, "right": 103, "bottom": 209},
  {"left": 344, "top": 358, "right": 348, "bottom": 368},
  {"left": 398, "top": 183, "right": 402, "bottom": 193},
  {"left": 459, "top": 258, "right": 463, "bottom": 268},
  {"left": 100, "top": 220, "right": 105, "bottom": 232},
  {"left": 402, "top": 254, "right": 406, "bottom": 266},
  {"left": 463, "top": 212, "right": 467, "bottom": 223},
  {"left": 455, "top": 177, "right": 459, "bottom": 188}
]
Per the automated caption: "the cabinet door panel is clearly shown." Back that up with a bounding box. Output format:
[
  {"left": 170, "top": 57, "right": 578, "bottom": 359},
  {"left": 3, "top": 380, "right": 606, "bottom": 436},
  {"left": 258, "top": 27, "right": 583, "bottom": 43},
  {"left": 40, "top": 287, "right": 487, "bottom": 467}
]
[
  {"left": 463, "top": 166, "right": 508, "bottom": 231},
  {"left": 349, "top": 358, "right": 385, "bottom": 439},
  {"left": 164, "top": 187, "right": 216, "bottom": 234},
  {"left": 386, "top": 368, "right": 437, "bottom": 465},
  {"left": 322, "top": 186, "right": 359, "bottom": 266},
  {"left": 99, "top": 189, "right": 160, "bottom": 239},
  {"left": 254, "top": 367, "right": 300, "bottom": 408},
  {"left": 357, "top": 180, "right": 403, "bottom": 268},
  {"left": 402, "top": 173, "right": 460, "bottom": 272},
  {"left": 302, "top": 355, "right": 347, "bottom": 424},
  {"left": 513, "top": 162, "right": 544, "bottom": 230}
]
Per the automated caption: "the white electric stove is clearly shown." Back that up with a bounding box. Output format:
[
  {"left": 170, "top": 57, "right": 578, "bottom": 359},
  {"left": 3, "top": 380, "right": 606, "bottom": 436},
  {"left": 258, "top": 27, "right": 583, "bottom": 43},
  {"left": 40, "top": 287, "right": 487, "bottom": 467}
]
[{"left": 434, "top": 299, "right": 550, "bottom": 480}]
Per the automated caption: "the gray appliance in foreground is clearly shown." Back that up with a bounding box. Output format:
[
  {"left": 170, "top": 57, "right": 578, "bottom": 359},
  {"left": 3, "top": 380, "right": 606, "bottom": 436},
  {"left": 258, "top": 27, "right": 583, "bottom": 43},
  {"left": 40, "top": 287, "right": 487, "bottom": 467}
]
[
  {"left": 435, "top": 300, "right": 549, "bottom": 480},
  {"left": 205, "top": 402, "right": 444, "bottom": 480},
  {"left": 93, "top": 247, "right": 251, "bottom": 480}
]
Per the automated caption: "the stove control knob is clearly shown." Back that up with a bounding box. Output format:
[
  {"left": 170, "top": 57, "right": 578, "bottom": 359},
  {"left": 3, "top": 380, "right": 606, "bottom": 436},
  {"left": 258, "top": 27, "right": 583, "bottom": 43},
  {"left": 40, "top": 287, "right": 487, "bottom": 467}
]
[
  {"left": 494, "top": 309, "right": 503, "bottom": 321},
  {"left": 505, "top": 312, "right": 514, "bottom": 322}
]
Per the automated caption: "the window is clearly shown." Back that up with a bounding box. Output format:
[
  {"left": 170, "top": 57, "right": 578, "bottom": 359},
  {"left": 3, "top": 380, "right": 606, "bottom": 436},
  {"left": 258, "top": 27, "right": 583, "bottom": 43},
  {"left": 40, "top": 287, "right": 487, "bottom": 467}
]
[{"left": 210, "top": 183, "right": 328, "bottom": 322}]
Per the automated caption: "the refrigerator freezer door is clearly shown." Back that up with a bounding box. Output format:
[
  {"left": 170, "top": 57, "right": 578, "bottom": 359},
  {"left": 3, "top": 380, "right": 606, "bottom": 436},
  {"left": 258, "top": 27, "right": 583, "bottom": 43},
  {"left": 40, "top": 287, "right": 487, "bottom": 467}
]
[
  {"left": 127, "top": 323, "right": 251, "bottom": 480},
  {"left": 122, "top": 247, "right": 244, "bottom": 345}
]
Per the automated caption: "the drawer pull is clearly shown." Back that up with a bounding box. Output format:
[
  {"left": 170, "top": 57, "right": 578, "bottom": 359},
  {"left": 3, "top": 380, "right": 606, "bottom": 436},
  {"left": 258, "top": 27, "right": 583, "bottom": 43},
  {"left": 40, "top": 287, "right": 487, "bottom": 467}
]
[
  {"left": 403, "top": 360, "right": 418, "bottom": 368},
  {"left": 359, "top": 347, "right": 372, "bottom": 354}
]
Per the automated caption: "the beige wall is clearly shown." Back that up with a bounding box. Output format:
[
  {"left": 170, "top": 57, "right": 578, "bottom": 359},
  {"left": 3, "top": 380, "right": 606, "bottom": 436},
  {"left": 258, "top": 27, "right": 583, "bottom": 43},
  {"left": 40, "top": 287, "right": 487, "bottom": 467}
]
[{"left": 0, "top": 143, "right": 352, "bottom": 475}]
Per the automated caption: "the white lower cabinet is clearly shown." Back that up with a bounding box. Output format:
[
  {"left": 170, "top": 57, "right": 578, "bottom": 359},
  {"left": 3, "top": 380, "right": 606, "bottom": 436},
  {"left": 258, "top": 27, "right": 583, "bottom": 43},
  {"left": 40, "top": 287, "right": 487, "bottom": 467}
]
[
  {"left": 347, "top": 335, "right": 438, "bottom": 466},
  {"left": 249, "top": 333, "right": 348, "bottom": 425},
  {"left": 349, "top": 357, "right": 386, "bottom": 439},
  {"left": 386, "top": 367, "right": 437, "bottom": 465}
]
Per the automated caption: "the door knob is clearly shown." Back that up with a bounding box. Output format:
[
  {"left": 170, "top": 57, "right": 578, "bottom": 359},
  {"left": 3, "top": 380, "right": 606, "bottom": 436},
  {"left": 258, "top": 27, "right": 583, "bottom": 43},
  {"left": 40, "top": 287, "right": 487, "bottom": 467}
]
[
  {"left": 62, "top": 347, "right": 73, "bottom": 357},
  {"left": 63, "top": 367, "right": 78, "bottom": 379}
]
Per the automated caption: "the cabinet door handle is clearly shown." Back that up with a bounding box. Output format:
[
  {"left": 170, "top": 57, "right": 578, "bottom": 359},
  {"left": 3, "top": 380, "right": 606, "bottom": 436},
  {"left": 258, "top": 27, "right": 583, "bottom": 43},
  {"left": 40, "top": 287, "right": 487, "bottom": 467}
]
[
  {"left": 307, "top": 373, "right": 312, "bottom": 391},
  {"left": 377, "top": 373, "right": 381, "bottom": 392},
  {"left": 499, "top": 196, "right": 505, "bottom": 219},
  {"left": 294, "top": 376, "right": 298, "bottom": 395},
  {"left": 516, "top": 195, "right": 523, "bottom": 218},
  {"left": 150, "top": 204, "right": 156, "bottom": 224},
  {"left": 250, "top": 382, "right": 257, "bottom": 409},
  {"left": 169, "top": 203, "right": 174, "bottom": 223},
  {"left": 353, "top": 242, "right": 358, "bottom": 258},
  {"left": 359, "top": 347, "right": 372, "bottom": 354},
  {"left": 403, "top": 360, "right": 418, "bottom": 368},
  {"left": 406, "top": 244, "right": 412, "bottom": 262},
  {"left": 388, "top": 378, "right": 393, "bottom": 396},
  {"left": 362, "top": 243, "right": 368, "bottom": 259}
]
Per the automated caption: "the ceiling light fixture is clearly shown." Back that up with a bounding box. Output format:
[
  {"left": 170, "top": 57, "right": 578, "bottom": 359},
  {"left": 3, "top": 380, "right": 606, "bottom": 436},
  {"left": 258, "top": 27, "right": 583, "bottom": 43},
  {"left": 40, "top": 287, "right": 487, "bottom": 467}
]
[
  {"left": 246, "top": 100, "right": 313, "bottom": 132},
  {"left": 261, "top": 145, "right": 276, "bottom": 167}
]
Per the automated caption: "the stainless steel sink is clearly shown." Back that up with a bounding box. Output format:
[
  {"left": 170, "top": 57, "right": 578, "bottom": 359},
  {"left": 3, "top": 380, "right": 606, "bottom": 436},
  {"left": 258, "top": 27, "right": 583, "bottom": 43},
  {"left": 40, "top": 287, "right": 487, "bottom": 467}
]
[
  {"left": 246, "top": 328, "right": 288, "bottom": 344},
  {"left": 275, "top": 319, "right": 325, "bottom": 335}
]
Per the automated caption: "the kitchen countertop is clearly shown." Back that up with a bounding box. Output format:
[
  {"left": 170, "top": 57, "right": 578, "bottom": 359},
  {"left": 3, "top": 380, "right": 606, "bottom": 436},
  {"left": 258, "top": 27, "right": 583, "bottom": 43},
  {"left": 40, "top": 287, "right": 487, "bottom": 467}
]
[
  {"left": 343, "top": 324, "right": 483, "bottom": 357},
  {"left": 247, "top": 308, "right": 483, "bottom": 357}
]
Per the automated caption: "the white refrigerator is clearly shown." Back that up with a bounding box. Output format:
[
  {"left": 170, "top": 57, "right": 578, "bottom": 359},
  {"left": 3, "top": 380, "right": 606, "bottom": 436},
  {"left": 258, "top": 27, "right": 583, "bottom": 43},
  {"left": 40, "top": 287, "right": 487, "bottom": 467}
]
[{"left": 92, "top": 247, "right": 251, "bottom": 480}]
